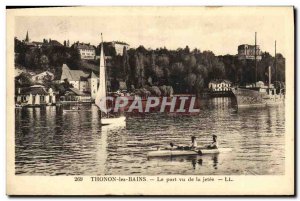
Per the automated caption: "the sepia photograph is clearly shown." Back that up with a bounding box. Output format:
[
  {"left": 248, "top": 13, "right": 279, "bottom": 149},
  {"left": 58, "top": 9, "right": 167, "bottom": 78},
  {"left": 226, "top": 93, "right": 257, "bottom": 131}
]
[{"left": 6, "top": 6, "right": 294, "bottom": 195}]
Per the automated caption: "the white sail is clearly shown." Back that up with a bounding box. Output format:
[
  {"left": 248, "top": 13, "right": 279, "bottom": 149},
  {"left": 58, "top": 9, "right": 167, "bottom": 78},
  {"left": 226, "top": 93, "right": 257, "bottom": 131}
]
[{"left": 95, "top": 34, "right": 107, "bottom": 113}]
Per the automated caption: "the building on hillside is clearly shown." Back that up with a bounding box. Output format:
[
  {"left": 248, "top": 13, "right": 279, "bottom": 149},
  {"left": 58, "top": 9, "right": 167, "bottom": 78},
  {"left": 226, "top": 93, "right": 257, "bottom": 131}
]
[
  {"left": 71, "top": 42, "right": 96, "bottom": 60},
  {"left": 109, "top": 41, "right": 130, "bottom": 56},
  {"left": 15, "top": 85, "right": 56, "bottom": 106},
  {"left": 31, "top": 71, "right": 55, "bottom": 83},
  {"left": 23, "top": 31, "right": 63, "bottom": 48},
  {"left": 208, "top": 80, "right": 233, "bottom": 97},
  {"left": 42, "top": 39, "right": 63, "bottom": 47},
  {"left": 59, "top": 64, "right": 99, "bottom": 99},
  {"left": 32, "top": 41, "right": 43, "bottom": 48},
  {"left": 238, "top": 44, "right": 262, "bottom": 60}
]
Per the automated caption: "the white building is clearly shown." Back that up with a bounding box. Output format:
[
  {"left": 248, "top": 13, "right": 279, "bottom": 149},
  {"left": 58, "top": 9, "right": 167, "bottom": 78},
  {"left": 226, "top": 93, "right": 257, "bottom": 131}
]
[
  {"left": 16, "top": 85, "right": 56, "bottom": 106},
  {"left": 31, "top": 71, "right": 54, "bottom": 83},
  {"left": 60, "top": 64, "right": 99, "bottom": 99},
  {"left": 110, "top": 41, "right": 130, "bottom": 56},
  {"left": 209, "top": 80, "right": 232, "bottom": 92},
  {"left": 238, "top": 44, "right": 262, "bottom": 61},
  {"left": 72, "top": 42, "right": 96, "bottom": 60}
]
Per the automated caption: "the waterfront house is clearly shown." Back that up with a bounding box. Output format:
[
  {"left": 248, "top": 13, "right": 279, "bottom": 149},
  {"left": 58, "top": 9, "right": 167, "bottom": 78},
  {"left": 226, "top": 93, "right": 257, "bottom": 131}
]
[
  {"left": 209, "top": 79, "right": 232, "bottom": 93},
  {"left": 16, "top": 85, "right": 56, "bottom": 106}
]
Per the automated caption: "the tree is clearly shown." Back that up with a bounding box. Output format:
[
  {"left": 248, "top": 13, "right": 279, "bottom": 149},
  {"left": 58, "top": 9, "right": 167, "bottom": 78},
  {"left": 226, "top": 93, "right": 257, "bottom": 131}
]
[
  {"left": 41, "top": 73, "right": 54, "bottom": 87},
  {"left": 212, "top": 62, "right": 225, "bottom": 79},
  {"left": 152, "top": 65, "right": 164, "bottom": 84},
  {"left": 157, "top": 55, "right": 170, "bottom": 68},
  {"left": 122, "top": 47, "right": 131, "bottom": 87},
  {"left": 184, "top": 45, "right": 190, "bottom": 54},
  {"left": 138, "top": 53, "right": 145, "bottom": 87},
  {"left": 166, "top": 86, "right": 174, "bottom": 97},
  {"left": 159, "top": 85, "right": 168, "bottom": 96},
  {"left": 275, "top": 53, "right": 285, "bottom": 82},
  {"left": 185, "top": 73, "right": 197, "bottom": 92},
  {"left": 62, "top": 78, "right": 73, "bottom": 89},
  {"left": 39, "top": 55, "right": 49, "bottom": 70},
  {"left": 15, "top": 72, "right": 33, "bottom": 87},
  {"left": 171, "top": 62, "right": 185, "bottom": 75},
  {"left": 136, "top": 45, "right": 148, "bottom": 54},
  {"left": 194, "top": 75, "right": 205, "bottom": 94},
  {"left": 149, "top": 86, "right": 161, "bottom": 96}
]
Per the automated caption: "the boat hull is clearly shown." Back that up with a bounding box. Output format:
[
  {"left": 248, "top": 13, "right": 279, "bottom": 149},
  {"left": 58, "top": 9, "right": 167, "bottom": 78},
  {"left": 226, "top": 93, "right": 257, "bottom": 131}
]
[
  {"left": 101, "top": 116, "right": 126, "bottom": 127},
  {"left": 232, "top": 87, "right": 284, "bottom": 108},
  {"left": 147, "top": 148, "right": 232, "bottom": 157}
]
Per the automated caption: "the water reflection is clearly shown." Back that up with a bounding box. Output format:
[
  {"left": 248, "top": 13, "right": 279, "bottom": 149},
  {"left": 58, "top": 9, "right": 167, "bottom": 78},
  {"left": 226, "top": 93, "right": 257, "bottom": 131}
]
[
  {"left": 192, "top": 158, "right": 203, "bottom": 169},
  {"left": 212, "top": 154, "right": 218, "bottom": 170},
  {"left": 15, "top": 97, "right": 285, "bottom": 175}
]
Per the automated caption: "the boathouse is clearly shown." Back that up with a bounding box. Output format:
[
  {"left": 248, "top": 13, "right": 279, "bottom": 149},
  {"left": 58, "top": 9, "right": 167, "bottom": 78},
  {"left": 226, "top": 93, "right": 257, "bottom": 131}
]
[
  {"left": 208, "top": 80, "right": 233, "bottom": 97},
  {"left": 16, "top": 85, "right": 56, "bottom": 106},
  {"left": 209, "top": 79, "right": 232, "bottom": 92}
]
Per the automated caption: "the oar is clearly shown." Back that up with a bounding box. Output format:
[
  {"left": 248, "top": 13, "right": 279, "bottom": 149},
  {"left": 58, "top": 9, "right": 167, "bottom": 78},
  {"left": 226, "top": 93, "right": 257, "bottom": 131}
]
[{"left": 169, "top": 143, "right": 204, "bottom": 155}]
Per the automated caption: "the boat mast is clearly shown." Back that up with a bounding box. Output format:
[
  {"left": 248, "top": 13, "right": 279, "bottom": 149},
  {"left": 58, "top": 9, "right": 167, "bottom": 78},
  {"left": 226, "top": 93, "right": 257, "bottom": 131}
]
[
  {"left": 95, "top": 33, "right": 108, "bottom": 119},
  {"left": 254, "top": 32, "right": 257, "bottom": 84},
  {"left": 101, "top": 33, "right": 109, "bottom": 118},
  {"left": 274, "top": 40, "right": 277, "bottom": 83}
]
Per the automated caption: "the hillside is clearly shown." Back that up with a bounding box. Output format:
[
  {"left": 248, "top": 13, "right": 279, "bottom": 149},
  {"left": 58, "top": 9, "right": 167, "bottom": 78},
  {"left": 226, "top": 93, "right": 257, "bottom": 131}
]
[{"left": 14, "top": 37, "right": 286, "bottom": 94}]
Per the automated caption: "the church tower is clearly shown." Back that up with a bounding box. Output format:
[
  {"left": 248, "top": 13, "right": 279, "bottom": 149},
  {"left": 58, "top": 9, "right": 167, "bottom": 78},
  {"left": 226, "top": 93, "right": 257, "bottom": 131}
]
[{"left": 25, "top": 31, "right": 29, "bottom": 42}]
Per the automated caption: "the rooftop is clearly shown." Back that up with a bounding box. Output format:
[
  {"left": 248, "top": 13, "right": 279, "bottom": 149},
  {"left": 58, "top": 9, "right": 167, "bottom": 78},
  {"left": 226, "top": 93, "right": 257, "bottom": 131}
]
[
  {"left": 60, "top": 64, "right": 98, "bottom": 81},
  {"left": 68, "top": 88, "right": 86, "bottom": 96},
  {"left": 18, "top": 86, "right": 49, "bottom": 95},
  {"left": 60, "top": 64, "right": 90, "bottom": 81},
  {"left": 72, "top": 42, "right": 95, "bottom": 50},
  {"left": 209, "top": 79, "right": 232, "bottom": 84},
  {"left": 238, "top": 44, "right": 260, "bottom": 50},
  {"left": 111, "top": 41, "right": 129, "bottom": 46},
  {"left": 43, "top": 40, "right": 63, "bottom": 47}
]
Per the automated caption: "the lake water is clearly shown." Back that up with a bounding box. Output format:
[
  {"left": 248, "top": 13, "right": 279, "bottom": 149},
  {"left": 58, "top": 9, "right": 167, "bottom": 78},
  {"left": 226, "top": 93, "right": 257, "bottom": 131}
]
[{"left": 15, "top": 97, "right": 285, "bottom": 175}]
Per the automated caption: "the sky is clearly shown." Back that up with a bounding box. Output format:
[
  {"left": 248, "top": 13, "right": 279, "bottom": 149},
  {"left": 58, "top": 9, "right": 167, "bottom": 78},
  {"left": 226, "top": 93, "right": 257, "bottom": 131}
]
[{"left": 14, "top": 8, "right": 289, "bottom": 56}]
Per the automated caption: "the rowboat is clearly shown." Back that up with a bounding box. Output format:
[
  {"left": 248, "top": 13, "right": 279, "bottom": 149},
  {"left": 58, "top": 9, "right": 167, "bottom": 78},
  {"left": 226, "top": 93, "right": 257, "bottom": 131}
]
[{"left": 147, "top": 148, "right": 232, "bottom": 157}]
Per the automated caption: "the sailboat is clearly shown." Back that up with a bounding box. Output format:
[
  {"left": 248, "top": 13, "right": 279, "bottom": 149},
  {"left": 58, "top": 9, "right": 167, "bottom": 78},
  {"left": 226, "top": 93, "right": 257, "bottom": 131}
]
[{"left": 95, "top": 33, "right": 126, "bottom": 126}]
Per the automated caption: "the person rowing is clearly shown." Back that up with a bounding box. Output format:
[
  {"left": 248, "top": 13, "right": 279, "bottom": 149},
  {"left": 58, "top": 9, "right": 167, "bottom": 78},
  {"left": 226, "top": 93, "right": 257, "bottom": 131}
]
[
  {"left": 169, "top": 135, "right": 218, "bottom": 150},
  {"left": 206, "top": 135, "right": 218, "bottom": 149},
  {"left": 170, "top": 136, "right": 198, "bottom": 150},
  {"left": 190, "top": 136, "right": 198, "bottom": 149},
  {"left": 190, "top": 135, "right": 218, "bottom": 150}
]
